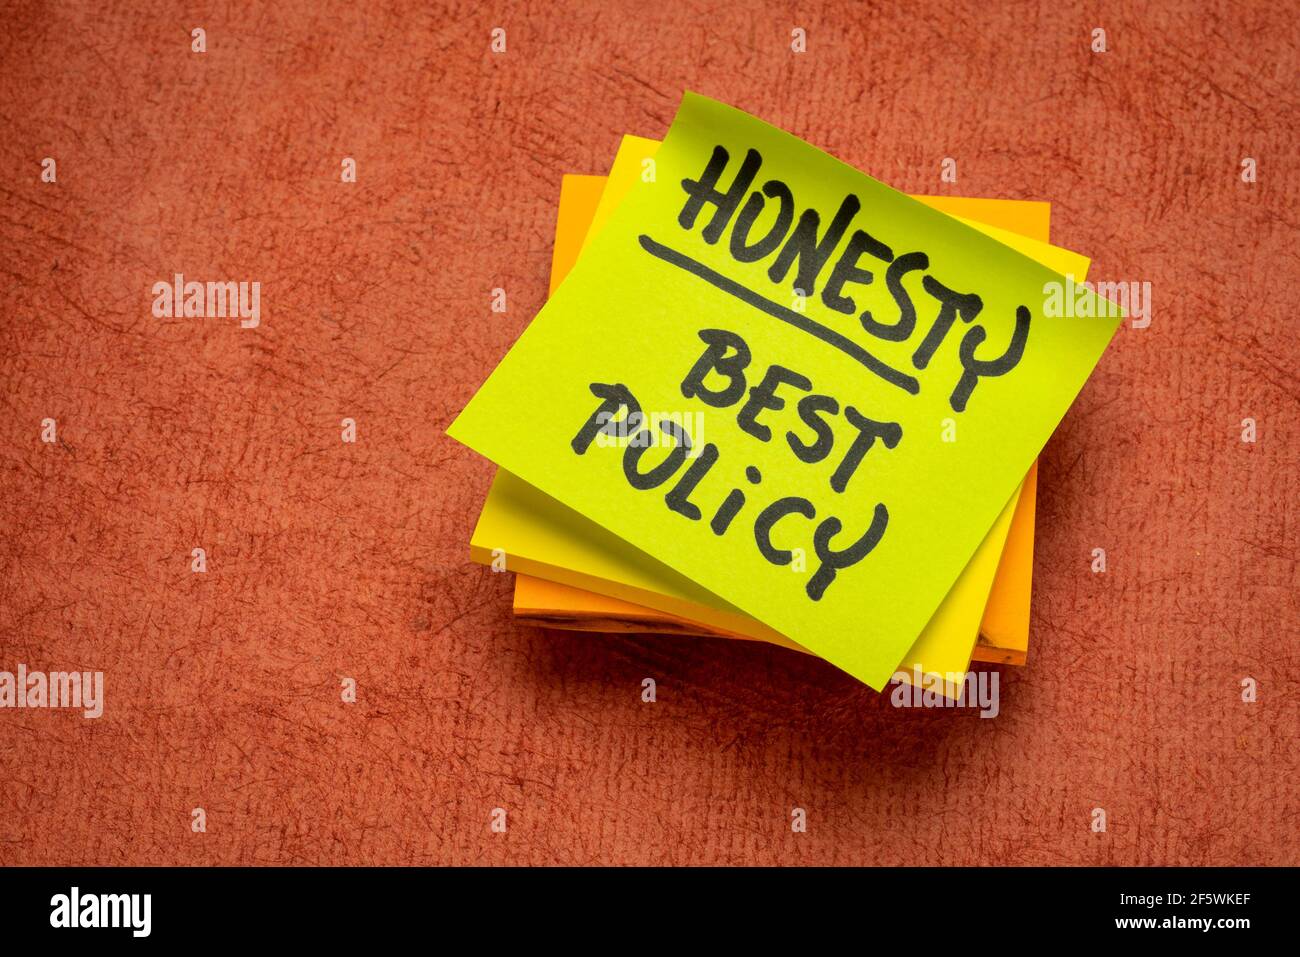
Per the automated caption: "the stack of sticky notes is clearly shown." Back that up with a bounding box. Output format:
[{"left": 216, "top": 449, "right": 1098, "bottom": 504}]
[{"left": 449, "top": 94, "right": 1120, "bottom": 694}]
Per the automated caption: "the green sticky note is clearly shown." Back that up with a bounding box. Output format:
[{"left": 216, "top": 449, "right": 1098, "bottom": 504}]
[{"left": 449, "top": 93, "right": 1121, "bottom": 690}]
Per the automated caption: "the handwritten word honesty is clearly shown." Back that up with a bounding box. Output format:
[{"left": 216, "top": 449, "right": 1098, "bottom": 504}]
[
  {"left": 646, "top": 145, "right": 1031, "bottom": 406},
  {"left": 573, "top": 145, "right": 1033, "bottom": 602}
]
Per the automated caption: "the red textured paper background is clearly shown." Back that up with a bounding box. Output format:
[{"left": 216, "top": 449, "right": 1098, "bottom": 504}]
[{"left": 1, "top": 0, "right": 1296, "bottom": 866}]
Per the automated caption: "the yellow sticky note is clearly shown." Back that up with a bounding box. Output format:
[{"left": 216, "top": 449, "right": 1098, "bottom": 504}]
[
  {"left": 450, "top": 93, "right": 1120, "bottom": 689},
  {"left": 486, "top": 149, "right": 1067, "bottom": 683},
  {"left": 580, "top": 135, "right": 663, "bottom": 254},
  {"left": 527, "top": 138, "right": 1061, "bottom": 670}
]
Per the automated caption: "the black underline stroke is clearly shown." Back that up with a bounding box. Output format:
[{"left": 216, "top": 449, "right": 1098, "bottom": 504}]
[{"left": 638, "top": 234, "right": 920, "bottom": 395}]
